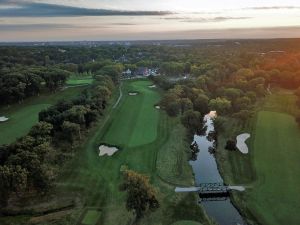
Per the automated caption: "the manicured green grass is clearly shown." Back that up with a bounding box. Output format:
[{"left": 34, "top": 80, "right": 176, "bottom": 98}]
[
  {"left": 172, "top": 220, "right": 202, "bottom": 225},
  {"left": 244, "top": 111, "right": 300, "bottom": 225},
  {"left": 215, "top": 117, "right": 255, "bottom": 185},
  {"left": 0, "top": 87, "right": 85, "bottom": 145},
  {"left": 81, "top": 209, "right": 101, "bottom": 225},
  {"left": 66, "top": 75, "right": 94, "bottom": 86},
  {"left": 156, "top": 122, "right": 195, "bottom": 186},
  {"left": 0, "top": 104, "right": 50, "bottom": 145},
  {"left": 216, "top": 90, "right": 300, "bottom": 225},
  {"left": 56, "top": 80, "right": 212, "bottom": 225},
  {"left": 101, "top": 80, "right": 160, "bottom": 148},
  {"left": 262, "top": 88, "right": 300, "bottom": 116}
]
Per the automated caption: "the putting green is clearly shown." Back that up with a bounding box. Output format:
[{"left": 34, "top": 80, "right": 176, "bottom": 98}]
[
  {"left": 101, "top": 80, "right": 160, "bottom": 148},
  {"left": 246, "top": 111, "right": 300, "bottom": 225}
]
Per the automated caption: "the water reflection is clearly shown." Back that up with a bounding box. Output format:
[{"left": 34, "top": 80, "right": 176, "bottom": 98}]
[{"left": 189, "top": 112, "right": 246, "bottom": 225}]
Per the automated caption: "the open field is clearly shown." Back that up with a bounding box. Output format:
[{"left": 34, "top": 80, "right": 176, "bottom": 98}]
[
  {"left": 0, "top": 87, "right": 86, "bottom": 145},
  {"left": 54, "top": 79, "right": 212, "bottom": 225},
  {"left": 216, "top": 89, "right": 300, "bottom": 225}
]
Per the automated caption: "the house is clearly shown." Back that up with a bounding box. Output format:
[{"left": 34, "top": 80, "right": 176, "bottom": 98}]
[
  {"left": 135, "top": 67, "right": 150, "bottom": 76},
  {"left": 122, "top": 69, "right": 132, "bottom": 77}
]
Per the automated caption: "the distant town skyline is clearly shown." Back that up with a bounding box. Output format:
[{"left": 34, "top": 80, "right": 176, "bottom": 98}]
[{"left": 0, "top": 0, "right": 300, "bottom": 41}]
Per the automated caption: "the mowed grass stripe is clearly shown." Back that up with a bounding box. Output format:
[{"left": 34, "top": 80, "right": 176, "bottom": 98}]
[{"left": 247, "top": 111, "right": 300, "bottom": 225}]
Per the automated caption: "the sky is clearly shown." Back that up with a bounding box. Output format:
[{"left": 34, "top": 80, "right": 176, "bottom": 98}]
[{"left": 0, "top": 0, "right": 300, "bottom": 41}]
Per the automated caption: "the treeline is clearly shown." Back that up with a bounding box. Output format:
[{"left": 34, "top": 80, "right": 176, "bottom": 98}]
[
  {"left": 0, "top": 62, "right": 124, "bottom": 106},
  {"left": 0, "top": 66, "right": 69, "bottom": 105},
  {"left": 158, "top": 66, "right": 265, "bottom": 133},
  {"left": 0, "top": 75, "right": 114, "bottom": 207},
  {"left": 157, "top": 48, "right": 300, "bottom": 135}
]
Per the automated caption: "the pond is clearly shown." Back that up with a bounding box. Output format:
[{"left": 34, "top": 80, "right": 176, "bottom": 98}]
[
  {"left": 236, "top": 133, "right": 251, "bottom": 154},
  {"left": 189, "top": 112, "right": 246, "bottom": 225}
]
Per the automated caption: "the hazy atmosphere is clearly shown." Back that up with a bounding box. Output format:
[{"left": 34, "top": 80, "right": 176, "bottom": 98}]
[{"left": 1, "top": 0, "right": 300, "bottom": 41}]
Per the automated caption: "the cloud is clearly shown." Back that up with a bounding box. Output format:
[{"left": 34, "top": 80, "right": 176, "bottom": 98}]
[
  {"left": 0, "top": 1, "right": 172, "bottom": 17},
  {"left": 181, "top": 16, "right": 252, "bottom": 23},
  {"left": 244, "top": 6, "right": 300, "bottom": 10},
  {"left": 0, "top": 23, "right": 76, "bottom": 31},
  {"left": 109, "top": 23, "right": 137, "bottom": 26}
]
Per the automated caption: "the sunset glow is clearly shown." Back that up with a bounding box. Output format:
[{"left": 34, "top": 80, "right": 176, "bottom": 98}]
[{"left": 0, "top": 0, "right": 300, "bottom": 41}]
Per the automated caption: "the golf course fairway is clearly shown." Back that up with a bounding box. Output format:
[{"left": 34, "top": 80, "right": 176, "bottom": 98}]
[
  {"left": 57, "top": 79, "right": 210, "bottom": 225},
  {"left": 0, "top": 86, "right": 86, "bottom": 145},
  {"left": 245, "top": 111, "right": 300, "bottom": 225},
  {"left": 101, "top": 80, "right": 160, "bottom": 148}
]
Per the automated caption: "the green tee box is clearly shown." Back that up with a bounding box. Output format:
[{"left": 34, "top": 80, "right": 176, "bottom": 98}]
[{"left": 81, "top": 209, "right": 101, "bottom": 225}]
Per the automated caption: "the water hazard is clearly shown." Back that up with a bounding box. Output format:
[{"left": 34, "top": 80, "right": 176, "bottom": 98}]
[{"left": 189, "top": 112, "right": 246, "bottom": 225}]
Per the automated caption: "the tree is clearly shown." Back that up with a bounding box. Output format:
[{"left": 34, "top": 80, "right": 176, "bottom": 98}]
[
  {"left": 208, "top": 97, "right": 231, "bottom": 114},
  {"left": 64, "top": 105, "right": 88, "bottom": 126},
  {"left": 29, "top": 122, "right": 53, "bottom": 140},
  {"left": 180, "top": 98, "right": 193, "bottom": 114},
  {"left": 193, "top": 94, "right": 209, "bottom": 115},
  {"left": 232, "top": 110, "right": 253, "bottom": 122},
  {"left": 234, "top": 96, "right": 251, "bottom": 111},
  {"left": 0, "top": 165, "right": 28, "bottom": 205},
  {"left": 120, "top": 170, "right": 159, "bottom": 220},
  {"left": 98, "top": 64, "right": 123, "bottom": 83},
  {"left": 61, "top": 121, "right": 81, "bottom": 144},
  {"left": 92, "top": 85, "right": 112, "bottom": 111},
  {"left": 223, "top": 88, "right": 241, "bottom": 101},
  {"left": 225, "top": 139, "right": 237, "bottom": 151},
  {"left": 294, "top": 87, "right": 300, "bottom": 98},
  {"left": 0, "top": 165, "right": 13, "bottom": 206},
  {"left": 296, "top": 115, "right": 300, "bottom": 128},
  {"left": 213, "top": 116, "right": 226, "bottom": 133},
  {"left": 181, "top": 110, "right": 204, "bottom": 135},
  {"left": 166, "top": 101, "right": 181, "bottom": 117}
]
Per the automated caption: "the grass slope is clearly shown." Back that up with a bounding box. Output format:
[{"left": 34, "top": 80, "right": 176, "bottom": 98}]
[
  {"left": 0, "top": 87, "right": 85, "bottom": 145},
  {"left": 55, "top": 80, "right": 212, "bottom": 225},
  {"left": 245, "top": 111, "right": 300, "bottom": 225}
]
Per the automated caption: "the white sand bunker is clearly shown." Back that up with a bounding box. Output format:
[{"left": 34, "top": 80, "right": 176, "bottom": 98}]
[
  {"left": 0, "top": 116, "right": 9, "bottom": 122},
  {"left": 236, "top": 133, "right": 251, "bottom": 154},
  {"left": 99, "top": 145, "right": 119, "bottom": 156},
  {"left": 155, "top": 105, "right": 160, "bottom": 109},
  {"left": 128, "top": 92, "right": 138, "bottom": 96},
  {"left": 149, "top": 85, "right": 156, "bottom": 88}
]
